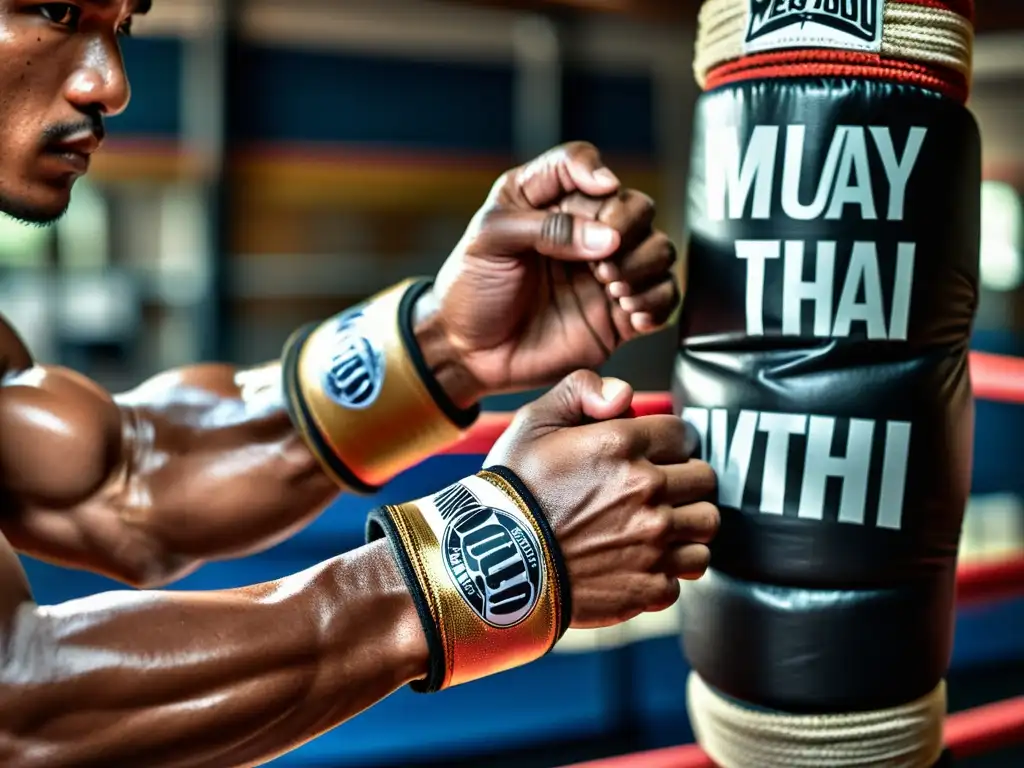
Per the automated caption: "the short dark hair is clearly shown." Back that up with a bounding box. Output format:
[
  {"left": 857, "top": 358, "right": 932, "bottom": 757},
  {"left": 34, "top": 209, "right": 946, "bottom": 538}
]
[{"left": 135, "top": 0, "right": 151, "bottom": 12}]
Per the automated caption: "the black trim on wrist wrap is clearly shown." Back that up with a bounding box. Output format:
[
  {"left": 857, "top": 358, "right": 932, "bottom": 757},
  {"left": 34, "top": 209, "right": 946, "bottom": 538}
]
[
  {"left": 398, "top": 279, "right": 480, "bottom": 429},
  {"left": 365, "top": 507, "right": 448, "bottom": 693}
]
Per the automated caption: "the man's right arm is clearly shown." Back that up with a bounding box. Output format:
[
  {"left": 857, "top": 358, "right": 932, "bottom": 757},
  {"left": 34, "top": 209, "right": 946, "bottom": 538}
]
[
  {"left": 0, "top": 368, "right": 720, "bottom": 767},
  {"left": 0, "top": 533, "right": 428, "bottom": 768}
]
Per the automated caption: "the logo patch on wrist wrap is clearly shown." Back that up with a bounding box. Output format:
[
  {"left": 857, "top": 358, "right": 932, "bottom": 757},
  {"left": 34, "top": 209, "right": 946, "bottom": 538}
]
[
  {"left": 434, "top": 482, "right": 543, "bottom": 628},
  {"left": 368, "top": 469, "right": 563, "bottom": 691},
  {"left": 321, "top": 310, "right": 386, "bottom": 410},
  {"left": 745, "top": 0, "right": 885, "bottom": 54}
]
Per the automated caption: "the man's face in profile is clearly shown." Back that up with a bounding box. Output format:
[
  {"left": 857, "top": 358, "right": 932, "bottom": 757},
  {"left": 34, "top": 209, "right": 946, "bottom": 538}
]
[{"left": 0, "top": 1, "right": 143, "bottom": 225}]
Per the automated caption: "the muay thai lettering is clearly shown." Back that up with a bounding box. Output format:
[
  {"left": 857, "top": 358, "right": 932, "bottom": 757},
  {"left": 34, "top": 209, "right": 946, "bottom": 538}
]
[
  {"left": 739, "top": 239, "right": 915, "bottom": 339},
  {"left": 682, "top": 406, "right": 911, "bottom": 529},
  {"left": 747, "top": 0, "right": 882, "bottom": 44},
  {"left": 705, "top": 124, "right": 927, "bottom": 223},
  {"left": 435, "top": 483, "right": 543, "bottom": 627}
]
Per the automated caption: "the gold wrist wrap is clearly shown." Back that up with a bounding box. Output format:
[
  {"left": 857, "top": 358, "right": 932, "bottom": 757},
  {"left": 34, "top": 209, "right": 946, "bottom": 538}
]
[
  {"left": 284, "top": 280, "right": 471, "bottom": 491},
  {"left": 383, "top": 471, "right": 564, "bottom": 690}
]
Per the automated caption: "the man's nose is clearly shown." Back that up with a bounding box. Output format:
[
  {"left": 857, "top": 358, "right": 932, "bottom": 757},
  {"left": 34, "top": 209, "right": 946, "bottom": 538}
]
[{"left": 64, "top": 39, "right": 131, "bottom": 118}]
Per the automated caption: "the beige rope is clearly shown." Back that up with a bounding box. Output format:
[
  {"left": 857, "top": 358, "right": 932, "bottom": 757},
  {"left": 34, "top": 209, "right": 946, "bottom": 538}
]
[
  {"left": 693, "top": 0, "right": 746, "bottom": 86},
  {"left": 693, "top": 0, "right": 974, "bottom": 88},
  {"left": 687, "top": 672, "right": 947, "bottom": 768}
]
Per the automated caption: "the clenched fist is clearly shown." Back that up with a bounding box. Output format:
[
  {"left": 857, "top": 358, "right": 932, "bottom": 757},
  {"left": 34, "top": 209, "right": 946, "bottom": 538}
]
[
  {"left": 421, "top": 142, "right": 681, "bottom": 405},
  {"left": 486, "top": 370, "right": 718, "bottom": 628}
]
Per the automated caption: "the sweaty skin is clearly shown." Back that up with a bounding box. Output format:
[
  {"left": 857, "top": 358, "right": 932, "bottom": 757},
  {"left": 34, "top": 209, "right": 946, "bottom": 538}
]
[
  {"left": 0, "top": 3, "right": 703, "bottom": 764},
  {"left": 0, "top": 0, "right": 446, "bottom": 743},
  {"left": 0, "top": 311, "right": 458, "bottom": 767},
  {"left": 0, "top": 315, "right": 718, "bottom": 768}
]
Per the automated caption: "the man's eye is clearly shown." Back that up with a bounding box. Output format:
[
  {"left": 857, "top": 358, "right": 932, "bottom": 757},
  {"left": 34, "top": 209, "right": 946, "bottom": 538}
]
[{"left": 37, "top": 3, "right": 81, "bottom": 28}]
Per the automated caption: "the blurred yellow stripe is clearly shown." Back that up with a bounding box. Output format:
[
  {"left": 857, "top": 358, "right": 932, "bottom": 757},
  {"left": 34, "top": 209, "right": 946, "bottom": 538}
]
[
  {"left": 91, "top": 139, "right": 663, "bottom": 213},
  {"left": 90, "top": 139, "right": 208, "bottom": 181},
  {"left": 235, "top": 147, "right": 512, "bottom": 212}
]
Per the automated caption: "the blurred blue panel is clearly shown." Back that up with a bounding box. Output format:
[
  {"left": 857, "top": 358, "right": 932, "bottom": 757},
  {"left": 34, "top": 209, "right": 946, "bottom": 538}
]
[
  {"left": 234, "top": 47, "right": 515, "bottom": 152},
  {"left": 953, "top": 599, "right": 1024, "bottom": 668},
  {"left": 972, "top": 330, "right": 1024, "bottom": 358},
  {"left": 270, "top": 652, "right": 616, "bottom": 767},
  {"left": 109, "top": 37, "right": 183, "bottom": 137},
  {"left": 626, "top": 637, "right": 695, "bottom": 749},
  {"left": 971, "top": 331, "right": 1024, "bottom": 496},
  {"left": 563, "top": 70, "right": 655, "bottom": 156},
  {"left": 103, "top": 39, "right": 661, "bottom": 158},
  {"left": 972, "top": 400, "right": 1024, "bottom": 495}
]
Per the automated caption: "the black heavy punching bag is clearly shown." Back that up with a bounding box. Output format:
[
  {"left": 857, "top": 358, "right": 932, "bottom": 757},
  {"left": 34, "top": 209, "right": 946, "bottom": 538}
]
[{"left": 674, "top": 0, "right": 980, "bottom": 765}]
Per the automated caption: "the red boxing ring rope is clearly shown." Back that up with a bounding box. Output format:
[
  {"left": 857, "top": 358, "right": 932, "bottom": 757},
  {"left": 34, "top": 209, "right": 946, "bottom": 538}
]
[
  {"left": 442, "top": 351, "right": 1024, "bottom": 456},
  {"left": 957, "top": 556, "right": 1024, "bottom": 606},
  {"left": 442, "top": 349, "right": 1024, "bottom": 765}
]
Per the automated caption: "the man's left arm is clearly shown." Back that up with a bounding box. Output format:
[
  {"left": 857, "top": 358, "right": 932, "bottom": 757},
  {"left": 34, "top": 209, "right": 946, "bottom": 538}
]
[
  {"left": 3, "top": 141, "right": 676, "bottom": 588},
  {"left": 1, "top": 295, "right": 473, "bottom": 589}
]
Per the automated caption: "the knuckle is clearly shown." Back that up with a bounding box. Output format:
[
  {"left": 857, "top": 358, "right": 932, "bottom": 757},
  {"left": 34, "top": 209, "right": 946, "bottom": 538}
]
[
  {"left": 650, "top": 576, "right": 680, "bottom": 611},
  {"left": 659, "top": 234, "right": 678, "bottom": 264},
  {"left": 617, "top": 190, "right": 656, "bottom": 228},
  {"left": 647, "top": 414, "right": 686, "bottom": 446},
  {"left": 564, "top": 369, "right": 596, "bottom": 392},
  {"left": 660, "top": 413, "right": 689, "bottom": 439},
  {"left": 563, "top": 139, "right": 597, "bottom": 157},
  {"left": 507, "top": 404, "right": 537, "bottom": 433},
  {"left": 633, "top": 542, "right": 664, "bottom": 572},
  {"left": 635, "top": 191, "right": 657, "bottom": 217},
  {"left": 491, "top": 170, "right": 514, "bottom": 196},
  {"left": 631, "top": 465, "right": 666, "bottom": 502},
  {"left": 688, "top": 460, "right": 718, "bottom": 489},
  {"left": 639, "top": 506, "right": 673, "bottom": 544},
  {"left": 695, "top": 502, "right": 722, "bottom": 536},
  {"left": 597, "top": 192, "right": 626, "bottom": 220},
  {"left": 598, "top": 422, "right": 634, "bottom": 456},
  {"left": 475, "top": 206, "right": 504, "bottom": 231}
]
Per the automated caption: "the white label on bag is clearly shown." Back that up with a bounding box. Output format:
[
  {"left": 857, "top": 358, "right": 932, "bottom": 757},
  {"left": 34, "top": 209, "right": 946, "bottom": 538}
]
[{"left": 743, "top": 0, "right": 886, "bottom": 56}]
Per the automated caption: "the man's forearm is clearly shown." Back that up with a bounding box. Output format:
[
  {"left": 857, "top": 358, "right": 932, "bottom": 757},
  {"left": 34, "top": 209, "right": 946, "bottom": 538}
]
[
  {"left": 115, "top": 285, "right": 479, "bottom": 580},
  {"left": 0, "top": 285, "right": 479, "bottom": 588},
  {"left": 0, "top": 540, "right": 427, "bottom": 768}
]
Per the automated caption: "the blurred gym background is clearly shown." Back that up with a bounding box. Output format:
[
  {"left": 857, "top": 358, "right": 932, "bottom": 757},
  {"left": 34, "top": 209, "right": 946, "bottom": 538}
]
[{"left": 6, "top": 0, "right": 1024, "bottom": 766}]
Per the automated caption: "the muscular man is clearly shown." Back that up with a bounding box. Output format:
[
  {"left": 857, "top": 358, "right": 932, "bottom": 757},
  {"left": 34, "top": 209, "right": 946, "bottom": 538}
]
[
  {"left": 0, "top": 2, "right": 720, "bottom": 766},
  {"left": 676, "top": 0, "right": 978, "bottom": 766}
]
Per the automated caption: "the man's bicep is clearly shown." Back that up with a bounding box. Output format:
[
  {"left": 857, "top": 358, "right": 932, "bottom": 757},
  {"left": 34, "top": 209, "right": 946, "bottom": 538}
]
[
  {"left": 0, "top": 365, "right": 148, "bottom": 581},
  {"left": 0, "top": 366, "right": 124, "bottom": 509}
]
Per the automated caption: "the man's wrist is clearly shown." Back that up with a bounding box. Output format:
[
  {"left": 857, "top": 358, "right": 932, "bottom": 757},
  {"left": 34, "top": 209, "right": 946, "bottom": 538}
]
[
  {"left": 364, "top": 538, "right": 431, "bottom": 684},
  {"left": 280, "top": 280, "right": 479, "bottom": 493},
  {"left": 365, "top": 468, "right": 571, "bottom": 692},
  {"left": 412, "top": 286, "right": 482, "bottom": 411}
]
